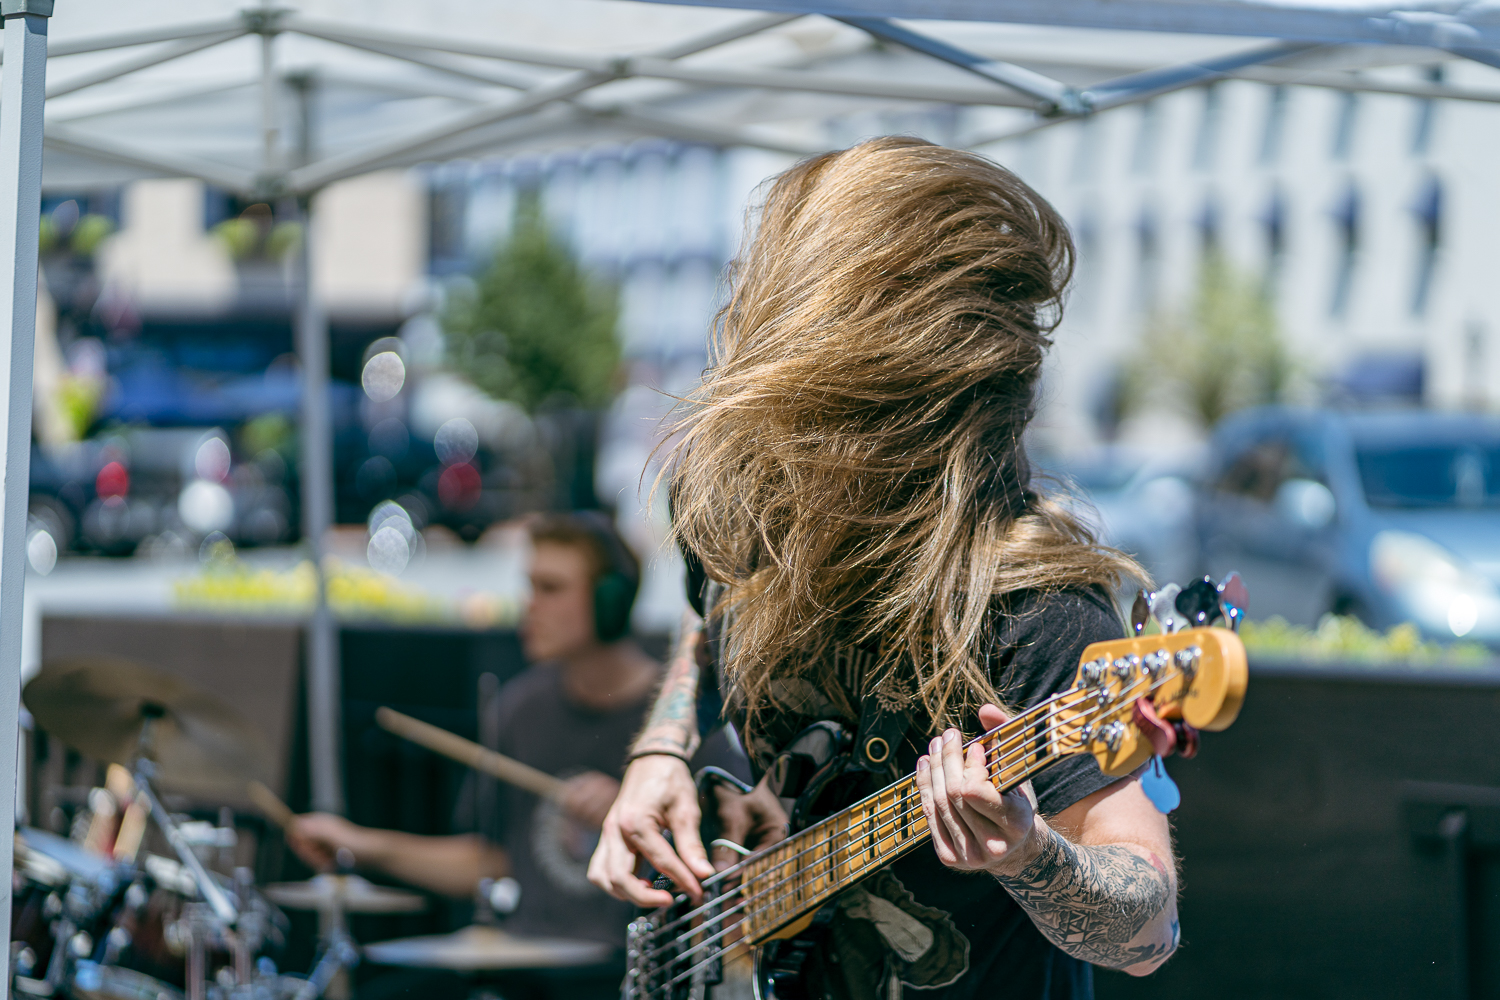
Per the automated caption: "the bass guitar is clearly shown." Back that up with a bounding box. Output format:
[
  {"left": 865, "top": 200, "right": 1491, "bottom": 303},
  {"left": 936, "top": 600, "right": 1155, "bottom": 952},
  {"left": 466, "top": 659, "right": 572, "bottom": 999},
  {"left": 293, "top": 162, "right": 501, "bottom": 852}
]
[{"left": 624, "top": 616, "right": 1248, "bottom": 1000}]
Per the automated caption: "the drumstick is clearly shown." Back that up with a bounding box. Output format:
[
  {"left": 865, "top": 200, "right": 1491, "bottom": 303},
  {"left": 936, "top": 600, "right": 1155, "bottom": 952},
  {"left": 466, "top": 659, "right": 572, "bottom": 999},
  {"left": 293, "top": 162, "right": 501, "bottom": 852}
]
[
  {"left": 248, "top": 780, "right": 297, "bottom": 830},
  {"left": 375, "top": 707, "right": 565, "bottom": 800}
]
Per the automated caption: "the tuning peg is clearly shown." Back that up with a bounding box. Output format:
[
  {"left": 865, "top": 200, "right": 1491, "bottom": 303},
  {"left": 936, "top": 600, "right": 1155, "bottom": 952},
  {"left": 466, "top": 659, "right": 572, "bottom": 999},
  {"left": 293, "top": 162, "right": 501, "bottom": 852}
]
[
  {"left": 1217, "top": 571, "right": 1248, "bottom": 632},
  {"left": 1150, "top": 583, "right": 1184, "bottom": 634},
  {"left": 1175, "top": 577, "right": 1221, "bottom": 628},
  {"left": 1130, "top": 590, "right": 1153, "bottom": 635}
]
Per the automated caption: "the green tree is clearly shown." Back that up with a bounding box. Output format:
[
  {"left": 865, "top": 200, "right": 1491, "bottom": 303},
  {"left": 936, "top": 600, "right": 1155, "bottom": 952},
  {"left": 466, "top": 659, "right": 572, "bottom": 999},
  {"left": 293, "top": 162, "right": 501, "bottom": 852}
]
[
  {"left": 444, "top": 192, "right": 621, "bottom": 413},
  {"left": 1124, "top": 252, "right": 1295, "bottom": 428}
]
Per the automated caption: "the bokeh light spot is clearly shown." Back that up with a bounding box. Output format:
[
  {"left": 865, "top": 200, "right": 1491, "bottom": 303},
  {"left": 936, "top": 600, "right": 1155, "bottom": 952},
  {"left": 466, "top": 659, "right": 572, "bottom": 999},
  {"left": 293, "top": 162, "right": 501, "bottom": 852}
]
[
  {"left": 362, "top": 351, "right": 406, "bottom": 402},
  {"left": 434, "top": 417, "right": 479, "bottom": 465}
]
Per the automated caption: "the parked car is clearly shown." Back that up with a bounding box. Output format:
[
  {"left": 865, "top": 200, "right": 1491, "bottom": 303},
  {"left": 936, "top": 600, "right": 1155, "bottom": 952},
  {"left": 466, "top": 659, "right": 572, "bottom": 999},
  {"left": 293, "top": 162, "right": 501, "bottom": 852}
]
[
  {"left": 1037, "top": 448, "right": 1203, "bottom": 590},
  {"left": 28, "top": 426, "right": 295, "bottom": 560},
  {"left": 1195, "top": 406, "right": 1500, "bottom": 643}
]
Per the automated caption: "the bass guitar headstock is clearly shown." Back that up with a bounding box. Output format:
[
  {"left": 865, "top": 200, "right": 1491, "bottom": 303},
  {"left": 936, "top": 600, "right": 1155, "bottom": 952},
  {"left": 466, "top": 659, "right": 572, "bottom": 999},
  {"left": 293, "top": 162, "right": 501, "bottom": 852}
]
[{"left": 1051, "top": 575, "right": 1250, "bottom": 777}]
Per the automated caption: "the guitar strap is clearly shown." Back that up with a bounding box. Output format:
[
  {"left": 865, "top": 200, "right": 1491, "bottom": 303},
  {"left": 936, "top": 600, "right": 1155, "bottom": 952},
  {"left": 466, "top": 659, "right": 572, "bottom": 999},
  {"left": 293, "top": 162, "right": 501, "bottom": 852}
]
[
  {"left": 684, "top": 544, "right": 911, "bottom": 784},
  {"left": 851, "top": 687, "right": 911, "bottom": 783}
]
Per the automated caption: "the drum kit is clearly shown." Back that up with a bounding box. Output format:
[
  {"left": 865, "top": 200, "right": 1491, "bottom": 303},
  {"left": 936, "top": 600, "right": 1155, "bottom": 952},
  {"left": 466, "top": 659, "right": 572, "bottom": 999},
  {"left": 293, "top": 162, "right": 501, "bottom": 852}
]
[{"left": 15, "top": 659, "right": 613, "bottom": 1000}]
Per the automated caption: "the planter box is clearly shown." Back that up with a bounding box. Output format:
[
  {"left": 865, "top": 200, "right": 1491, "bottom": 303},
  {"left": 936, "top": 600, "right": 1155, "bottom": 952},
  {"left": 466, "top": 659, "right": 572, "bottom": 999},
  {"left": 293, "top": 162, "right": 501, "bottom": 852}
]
[{"left": 1097, "top": 658, "right": 1500, "bottom": 999}]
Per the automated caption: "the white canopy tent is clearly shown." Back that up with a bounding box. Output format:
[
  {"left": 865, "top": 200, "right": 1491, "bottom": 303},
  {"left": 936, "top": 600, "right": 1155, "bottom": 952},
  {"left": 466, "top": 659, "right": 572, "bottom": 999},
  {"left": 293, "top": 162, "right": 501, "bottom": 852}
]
[{"left": 0, "top": 0, "right": 1496, "bottom": 966}]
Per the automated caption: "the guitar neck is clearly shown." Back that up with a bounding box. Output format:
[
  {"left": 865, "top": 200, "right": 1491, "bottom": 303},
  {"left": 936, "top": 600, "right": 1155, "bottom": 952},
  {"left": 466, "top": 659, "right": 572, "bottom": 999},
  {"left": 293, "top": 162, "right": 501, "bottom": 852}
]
[{"left": 736, "top": 695, "right": 1070, "bottom": 942}]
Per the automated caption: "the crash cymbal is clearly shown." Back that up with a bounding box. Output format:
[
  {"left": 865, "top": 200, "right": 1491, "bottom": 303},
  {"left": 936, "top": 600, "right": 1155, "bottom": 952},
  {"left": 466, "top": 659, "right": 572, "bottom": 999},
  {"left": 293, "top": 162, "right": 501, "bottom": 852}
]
[
  {"left": 362, "top": 925, "right": 612, "bottom": 970},
  {"left": 263, "top": 874, "right": 427, "bottom": 914},
  {"left": 23, "top": 658, "right": 270, "bottom": 791}
]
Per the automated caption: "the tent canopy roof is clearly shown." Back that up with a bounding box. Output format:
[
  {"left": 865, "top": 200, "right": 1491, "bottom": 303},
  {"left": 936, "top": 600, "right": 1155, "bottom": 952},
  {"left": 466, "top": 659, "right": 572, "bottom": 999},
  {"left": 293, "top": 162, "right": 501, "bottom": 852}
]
[{"left": 33, "top": 0, "right": 1500, "bottom": 194}]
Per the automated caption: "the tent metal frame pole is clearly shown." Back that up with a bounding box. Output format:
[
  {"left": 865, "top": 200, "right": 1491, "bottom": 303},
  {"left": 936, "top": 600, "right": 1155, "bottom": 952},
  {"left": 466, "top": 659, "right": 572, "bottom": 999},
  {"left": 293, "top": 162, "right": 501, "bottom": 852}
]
[
  {"left": 42, "top": 123, "right": 255, "bottom": 191},
  {"left": 286, "top": 12, "right": 800, "bottom": 72},
  {"left": 635, "top": 0, "right": 1500, "bottom": 51},
  {"left": 296, "top": 192, "right": 342, "bottom": 815},
  {"left": 40, "top": 17, "right": 245, "bottom": 59},
  {"left": 961, "top": 40, "right": 1321, "bottom": 147},
  {"left": 0, "top": 0, "right": 50, "bottom": 981},
  {"left": 282, "top": 40, "right": 342, "bottom": 816},
  {"left": 286, "top": 12, "right": 810, "bottom": 191},
  {"left": 837, "top": 16, "right": 1076, "bottom": 111},
  {"left": 1083, "top": 40, "right": 1317, "bottom": 110},
  {"left": 45, "top": 27, "right": 244, "bottom": 99}
]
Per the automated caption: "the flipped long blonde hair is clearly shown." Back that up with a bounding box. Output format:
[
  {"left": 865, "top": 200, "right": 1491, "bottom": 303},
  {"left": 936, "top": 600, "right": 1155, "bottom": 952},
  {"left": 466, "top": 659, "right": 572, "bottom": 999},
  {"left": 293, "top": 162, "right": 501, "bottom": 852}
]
[{"left": 668, "top": 137, "right": 1143, "bottom": 739}]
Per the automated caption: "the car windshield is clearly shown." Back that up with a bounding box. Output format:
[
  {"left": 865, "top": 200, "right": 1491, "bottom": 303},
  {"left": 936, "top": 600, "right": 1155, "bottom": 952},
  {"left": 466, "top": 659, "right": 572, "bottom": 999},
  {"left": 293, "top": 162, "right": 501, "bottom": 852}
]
[{"left": 1356, "top": 443, "right": 1500, "bottom": 509}]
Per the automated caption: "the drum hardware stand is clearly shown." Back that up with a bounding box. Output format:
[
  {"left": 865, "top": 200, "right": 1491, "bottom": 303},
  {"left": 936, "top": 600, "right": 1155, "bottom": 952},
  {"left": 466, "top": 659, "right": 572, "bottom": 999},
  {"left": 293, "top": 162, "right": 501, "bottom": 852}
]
[
  {"left": 183, "top": 903, "right": 213, "bottom": 1000},
  {"left": 129, "top": 707, "right": 241, "bottom": 928},
  {"left": 295, "top": 853, "right": 361, "bottom": 1000}
]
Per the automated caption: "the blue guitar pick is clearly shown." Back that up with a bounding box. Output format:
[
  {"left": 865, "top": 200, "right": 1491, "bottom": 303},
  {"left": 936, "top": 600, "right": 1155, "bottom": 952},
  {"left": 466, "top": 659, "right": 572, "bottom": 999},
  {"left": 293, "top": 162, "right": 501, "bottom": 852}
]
[{"left": 1141, "top": 756, "right": 1180, "bottom": 814}]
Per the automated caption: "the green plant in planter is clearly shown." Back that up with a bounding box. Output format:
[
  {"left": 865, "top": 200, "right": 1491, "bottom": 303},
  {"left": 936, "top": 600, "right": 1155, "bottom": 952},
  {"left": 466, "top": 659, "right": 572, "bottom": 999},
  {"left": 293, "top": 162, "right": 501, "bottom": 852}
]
[{"left": 1239, "top": 613, "right": 1492, "bottom": 666}]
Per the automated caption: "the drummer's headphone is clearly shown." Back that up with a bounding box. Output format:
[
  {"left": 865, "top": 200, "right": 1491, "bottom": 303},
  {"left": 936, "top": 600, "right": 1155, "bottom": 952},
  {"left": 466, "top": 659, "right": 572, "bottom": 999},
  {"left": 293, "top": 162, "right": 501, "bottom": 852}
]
[{"left": 568, "top": 512, "right": 640, "bottom": 643}]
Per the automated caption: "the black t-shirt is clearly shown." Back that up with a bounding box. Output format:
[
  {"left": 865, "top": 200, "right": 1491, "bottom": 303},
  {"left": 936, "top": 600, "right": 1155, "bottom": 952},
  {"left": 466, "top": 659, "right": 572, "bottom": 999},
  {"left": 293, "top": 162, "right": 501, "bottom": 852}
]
[
  {"left": 703, "top": 587, "right": 1125, "bottom": 1000},
  {"left": 461, "top": 667, "right": 653, "bottom": 947}
]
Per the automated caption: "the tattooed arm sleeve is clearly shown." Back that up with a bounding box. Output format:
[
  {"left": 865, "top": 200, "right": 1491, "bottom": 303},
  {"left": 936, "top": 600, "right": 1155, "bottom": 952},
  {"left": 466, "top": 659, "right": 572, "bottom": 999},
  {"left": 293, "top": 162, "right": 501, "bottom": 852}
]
[
  {"left": 630, "top": 613, "right": 705, "bottom": 759},
  {"left": 993, "top": 827, "right": 1179, "bottom": 973}
]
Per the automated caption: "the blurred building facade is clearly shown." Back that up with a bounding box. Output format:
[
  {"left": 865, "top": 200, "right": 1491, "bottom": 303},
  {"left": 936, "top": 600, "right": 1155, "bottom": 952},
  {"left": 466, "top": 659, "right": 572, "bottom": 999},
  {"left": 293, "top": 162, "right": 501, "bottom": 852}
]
[{"left": 981, "top": 60, "right": 1500, "bottom": 453}]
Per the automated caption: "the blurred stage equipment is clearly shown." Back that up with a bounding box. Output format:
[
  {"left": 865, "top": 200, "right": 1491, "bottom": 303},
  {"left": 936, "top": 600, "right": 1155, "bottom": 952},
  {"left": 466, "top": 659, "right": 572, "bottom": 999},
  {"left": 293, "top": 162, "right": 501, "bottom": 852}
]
[
  {"left": 362, "top": 926, "right": 610, "bottom": 972},
  {"left": 247, "top": 781, "right": 296, "bottom": 832},
  {"left": 12, "top": 657, "right": 348, "bottom": 1000},
  {"left": 24, "top": 658, "right": 272, "bottom": 795},
  {"left": 263, "top": 874, "right": 425, "bottom": 1000},
  {"left": 374, "top": 706, "right": 565, "bottom": 800}
]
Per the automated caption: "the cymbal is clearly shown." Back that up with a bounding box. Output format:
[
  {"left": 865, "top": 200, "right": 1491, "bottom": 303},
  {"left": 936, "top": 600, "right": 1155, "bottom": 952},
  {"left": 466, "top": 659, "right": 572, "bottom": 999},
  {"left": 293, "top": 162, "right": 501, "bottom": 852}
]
[
  {"left": 362, "top": 925, "right": 612, "bottom": 971},
  {"left": 23, "top": 657, "right": 270, "bottom": 791},
  {"left": 263, "top": 874, "right": 427, "bottom": 914}
]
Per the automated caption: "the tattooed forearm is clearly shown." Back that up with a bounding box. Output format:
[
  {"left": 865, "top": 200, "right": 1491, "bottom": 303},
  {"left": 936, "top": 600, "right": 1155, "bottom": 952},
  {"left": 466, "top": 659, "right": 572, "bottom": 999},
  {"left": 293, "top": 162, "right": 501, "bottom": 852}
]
[
  {"left": 630, "top": 622, "right": 703, "bottom": 759},
  {"left": 994, "top": 829, "right": 1175, "bottom": 971}
]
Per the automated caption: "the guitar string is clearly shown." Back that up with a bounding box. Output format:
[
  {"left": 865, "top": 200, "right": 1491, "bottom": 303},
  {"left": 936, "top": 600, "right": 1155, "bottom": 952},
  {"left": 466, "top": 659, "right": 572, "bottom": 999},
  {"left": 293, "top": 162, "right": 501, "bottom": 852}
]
[
  {"left": 638, "top": 672, "right": 1164, "bottom": 956},
  {"left": 632, "top": 708, "right": 1075, "bottom": 970},
  {"left": 645, "top": 652, "right": 1197, "bottom": 980},
  {"left": 633, "top": 696, "right": 1131, "bottom": 978},
  {"left": 638, "top": 691, "right": 1080, "bottom": 945},
  {"left": 638, "top": 673, "right": 1179, "bottom": 997},
  {"left": 636, "top": 675, "right": 1165, "bottom": 967}
]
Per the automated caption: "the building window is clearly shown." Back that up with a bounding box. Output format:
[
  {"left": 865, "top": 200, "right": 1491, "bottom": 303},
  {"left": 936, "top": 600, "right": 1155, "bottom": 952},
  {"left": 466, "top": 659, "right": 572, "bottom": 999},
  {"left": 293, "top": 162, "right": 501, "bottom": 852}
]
[
  {"left": 1070, "top": 117, "right": 1100, "bottom": 183},
  {"left": 1411, "top": 174, "right": 1442, "bottom": 315},
  {"left": 1262, "top": 186, "right": 1287, "bottom": 285},
  {"left": 1131, "top": 101, "right": 1160, "bottom": 175},
  {"left": 427, "top": 171, "right": 471, "bottom": 276},
  {"left": 1193, "top": 85, "right": 1222, "bottom": 171},
  {"left": 1329, "top": 182, "right": 1360, "bottom": 317},
  {"left": 1259, "top": 86, "right": 1287, "bottom": 166},
  {"left": 1136, "top": 206, "right": 1161, "bottom": 313},
  {"left": 1196, "top": 196, "right": 1220, "bottom": 255},
  {"left": 1411, "top": 65, "right": 1443, "bottom": 155},
  {"left": 1072, "top": 208, "right": 1100, "bottom": 319},
  {"left": 1331, "top": 93, "right": 1359, "bottom": 160}
]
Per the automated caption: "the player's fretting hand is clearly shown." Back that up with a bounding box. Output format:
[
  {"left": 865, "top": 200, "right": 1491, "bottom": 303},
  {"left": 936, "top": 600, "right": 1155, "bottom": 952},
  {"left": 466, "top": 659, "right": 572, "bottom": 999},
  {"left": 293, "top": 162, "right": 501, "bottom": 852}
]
[{"left": 915, "top": 703, "right": 1045, "bottom": 877}]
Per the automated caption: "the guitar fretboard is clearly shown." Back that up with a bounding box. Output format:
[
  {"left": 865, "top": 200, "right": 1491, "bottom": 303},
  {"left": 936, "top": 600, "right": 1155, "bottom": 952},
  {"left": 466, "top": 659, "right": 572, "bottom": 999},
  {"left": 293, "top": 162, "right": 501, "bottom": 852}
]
[{"left": 736, "top": 695, "right": 1066, "bottom": 940}]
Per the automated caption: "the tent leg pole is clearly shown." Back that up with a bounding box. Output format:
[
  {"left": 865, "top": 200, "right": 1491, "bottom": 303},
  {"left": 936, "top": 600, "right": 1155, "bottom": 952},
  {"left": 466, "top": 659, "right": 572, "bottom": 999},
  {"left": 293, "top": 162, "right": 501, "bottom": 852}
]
[
  {"left": 297, "top": 196, "right": 343, "bottom": 814},
  {"left": 0, "top": 2, "right": 48, "bottom": 984}
]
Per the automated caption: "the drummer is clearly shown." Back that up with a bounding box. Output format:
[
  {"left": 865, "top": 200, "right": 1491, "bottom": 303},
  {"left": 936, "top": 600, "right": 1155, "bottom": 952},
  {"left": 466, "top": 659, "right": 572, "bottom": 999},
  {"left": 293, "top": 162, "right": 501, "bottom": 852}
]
[{"left": 287, "top": 512, "right": 662, "bottom": 999}]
